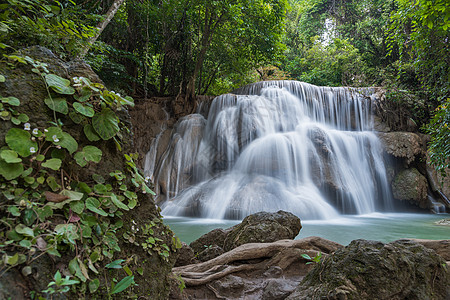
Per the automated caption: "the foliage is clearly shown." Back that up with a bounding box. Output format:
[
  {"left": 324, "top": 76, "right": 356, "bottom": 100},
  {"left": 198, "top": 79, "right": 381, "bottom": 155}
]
[
  {"left": 0, "top": 55, "right": 180, "bottom": 297},
  {"left": 287, "top": 37, "right": 368, "bottom": 87},
  {"left": 425, "top": 98, "right": 450, "bottom": 177},
  {"left": 301, "top": 252, "right": 322, "bottom": 265},
  {"left": 0, "top": 0, "right": 97, "bottom": 58},
  {"left": 388, "top": 0, "right": 450, "bottom": 103}
]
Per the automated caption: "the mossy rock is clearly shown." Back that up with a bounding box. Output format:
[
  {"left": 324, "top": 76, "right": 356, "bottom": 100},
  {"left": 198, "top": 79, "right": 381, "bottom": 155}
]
[{"left": 287, "top": 239, "right": 449, "bottom": 300}]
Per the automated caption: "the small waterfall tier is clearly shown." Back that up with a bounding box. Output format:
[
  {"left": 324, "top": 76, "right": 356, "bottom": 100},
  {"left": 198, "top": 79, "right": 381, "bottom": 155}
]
[{"left": 145, "top": 81, "right": 393, "bottom": 220}]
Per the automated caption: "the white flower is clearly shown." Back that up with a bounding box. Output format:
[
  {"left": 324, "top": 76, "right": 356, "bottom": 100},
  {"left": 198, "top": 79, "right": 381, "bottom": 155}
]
[
  {"left": 52, "top": 135, "right": 59, "bottom": 142},
  {"left": 30, "top": 147, "right": 36, "bottom": 153},
  {"left": 31, "top": 137, "right": 35, "bottom": 141},
  {"left": 56, "top": 145, "right": 61, "bottom": 149},
  {"left": 144, "top": 176, "right": 150, "bottom": 183},
  {"left": 44, "top": 129, "right": 48, "bottom": 132},
  {"left": 32, "top": 128, "right": 39, "bottom": 135},
  {"left": 116, "top": 93, "right": 121, "bottom": 97},
  {"left": 24, "top": 123, "right": 31, "bottom": 130}
]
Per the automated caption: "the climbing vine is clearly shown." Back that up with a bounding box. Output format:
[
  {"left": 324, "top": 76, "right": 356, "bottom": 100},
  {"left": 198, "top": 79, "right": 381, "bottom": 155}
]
[{"left": 0, "top": 55, "right": 180, "bottom": 297}]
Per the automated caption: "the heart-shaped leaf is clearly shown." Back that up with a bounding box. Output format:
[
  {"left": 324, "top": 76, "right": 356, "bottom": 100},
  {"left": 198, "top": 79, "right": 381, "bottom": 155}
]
[
  {"left": 5, "top": 128, "right": 37, "bottom": 157},
  {"left": 45, "top": 74, "right": 75, "bottom": 95},
  {"left": 73, "top": 102, "right": 95, "bottom": 117},
  {"left": 92, "top": 108, "right": 119, "bottom": 140},
  {"left": 44, "top": 97, "right": 68, "bottom": 114}
]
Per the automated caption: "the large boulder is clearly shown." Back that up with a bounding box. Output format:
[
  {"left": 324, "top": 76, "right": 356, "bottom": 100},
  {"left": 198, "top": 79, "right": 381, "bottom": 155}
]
[
  {"left": 287, "top": 239, "right": 449, "bottom": 300},
  {"left": 189, "top": 211, "right": 302, "bottom": 261},
  {"left": 223, "top": 210, "right": 302, "bottom": 251},
  {"left": 392, "top": 168, "right": 428, "bottom": 208}
]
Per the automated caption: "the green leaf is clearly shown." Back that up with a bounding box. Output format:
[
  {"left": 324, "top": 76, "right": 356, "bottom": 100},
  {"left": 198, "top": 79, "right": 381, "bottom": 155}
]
[
  {"left": 0, "top": 150, "right": 22, "bottom": 163},
  {"left": 46, "top": 176, "right": 61, "bottom": 191},
  {"left": 70, "top": 201, "right": 85, "bottom": 215},
  {"left": 36, "top": 205, "right": 53, "bottom": 221},
  {"left": 110, "top": 193, "right": 129, "bottom": 211},
  {"left": 110, "top": 276, "right": 134, "bottom": 294},
  {"left": 92, "top": 108, "right": 119, "bottom": 140},
  {"left": 11, "top": 117, "right": 20, "bottom": 125},
  {"left": 85, "top": 197, "right": 107, "bottom": 216},
  {"left": 18, "top": 114, "right": 29, "bottom": 123},
  {"left": 74, "top": 152, "right": 87, "bottom": 167},
  {"left": 15, "top": 224, "right": 34, "bottom": 237},
  {"left": 42, "top": 158, "right": 62, "bottom": 170},
  {"left": 75, "top": 146, "right": 102, "bottom": 166},
  {"left": 45, "top": 74, "right": 75, "bottom": 95},
  {"left": 60, "top": 190, "right": 84, "bottom": 201},
  {"left": 0, "top": 159, "right": 24, "bottom": 180},
  {"left": 89, "top": 279, "right": 100, "bottom": 293},
  {"left": 83, "top": 146, "right": 102, "bottom": 163},
  {"left": 5, "top": 128, "right": 37, "bottom": 157},
  {"left": 0, "top": 75, "right": 5, "bottom": 82},
  {"left": 45, "top": 127, "right": 63, "bottom": 142},
  {"left": 69, "top": 111, "right": 85, "bottom": 124},
  {"left": 73, "top": 102, "right": 95, "bottom": 117},
  {"left": 1, "top": 96, "right": 20, "bottom": 106},
  {"left": 44, "top": 97, "right": 68, "bottom": 114},
  {"left": 69, "top": 257, "right": 87, "bottom": 282},
  {"left": 57, "top": 132, "right": 78, "bottom": 154},
  {"left": 83, "top": 124, "right": 101, "bottom": 141},
  {"left": 105, "top": 259, "right": 124, "bottom": 269},
  {"left": 36, "top": 154, "right": 45, "bottom": 161},
  {"left": 19, "top": 239, "right": 32, "bottom": 249},
  {"left": 7, "top": 206, "right": 21, "bottom": 216},
  {"left": 6, "top": 253, "right": 19, "bottom": 266}
]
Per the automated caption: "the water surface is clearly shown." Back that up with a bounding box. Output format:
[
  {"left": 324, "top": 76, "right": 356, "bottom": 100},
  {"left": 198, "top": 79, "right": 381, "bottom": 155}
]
[{"left": 164, "top": 213, "right": 449, "bottom": 245}]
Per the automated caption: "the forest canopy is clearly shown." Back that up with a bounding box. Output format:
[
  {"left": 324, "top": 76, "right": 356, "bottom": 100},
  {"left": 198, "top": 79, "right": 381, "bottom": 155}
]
[{"left": 0, "top": 0, "right": 449, "bottom": 173}]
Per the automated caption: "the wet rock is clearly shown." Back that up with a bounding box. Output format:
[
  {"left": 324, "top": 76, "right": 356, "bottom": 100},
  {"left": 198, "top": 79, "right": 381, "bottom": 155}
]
[
  {"left": 392, "top": 168, "right": 428, "bottom": 208},
  {"left": 223, "top": 210, "right": 301, "bottom": 252},
  {"left": 174, "top": 242, "right": 197, "bottom": 267},
  {"left": 287, "top": 239, "right": 450, "bottom": 300},
  {"left": 377, "top": 132, "right": 426, "bottom": 165}
]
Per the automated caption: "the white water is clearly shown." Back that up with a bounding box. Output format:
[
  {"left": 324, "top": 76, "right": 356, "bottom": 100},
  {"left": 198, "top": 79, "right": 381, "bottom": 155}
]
[{"left": 146, "top": 81, "right": 393, "bottom": 220}]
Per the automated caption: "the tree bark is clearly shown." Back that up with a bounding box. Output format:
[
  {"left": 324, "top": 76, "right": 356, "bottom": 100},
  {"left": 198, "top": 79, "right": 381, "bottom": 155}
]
[{"left": 79, "top": 0, "right": 126, "bottom": 58}]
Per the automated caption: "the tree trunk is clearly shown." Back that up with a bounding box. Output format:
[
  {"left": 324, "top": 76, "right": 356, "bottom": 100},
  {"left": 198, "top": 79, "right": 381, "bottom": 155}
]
[{"left": 78, "top": 0, "right": 126, "bottom": 58}]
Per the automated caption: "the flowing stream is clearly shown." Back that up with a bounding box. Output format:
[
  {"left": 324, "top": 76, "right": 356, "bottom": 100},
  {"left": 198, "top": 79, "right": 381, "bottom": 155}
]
[{"left": 145, "top": 81, "right": 395, "bottom": 220}]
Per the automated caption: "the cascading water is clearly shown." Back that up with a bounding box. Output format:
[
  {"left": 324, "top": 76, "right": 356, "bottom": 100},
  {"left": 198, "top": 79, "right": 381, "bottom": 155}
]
[{"left": 145, "top": 81, "right": 393, "bottom": 220}]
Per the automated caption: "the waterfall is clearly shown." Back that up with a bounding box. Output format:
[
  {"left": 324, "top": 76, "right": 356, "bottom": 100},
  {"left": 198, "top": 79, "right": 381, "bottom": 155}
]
[{"left": 145, "top": 81, "right": 393, "bottom": 220}]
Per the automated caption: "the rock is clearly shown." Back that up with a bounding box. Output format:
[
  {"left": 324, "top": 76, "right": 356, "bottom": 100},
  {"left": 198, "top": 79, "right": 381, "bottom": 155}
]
[
  {"left": 392, "top": 168, "right": 428, "bottom": 208},
  {"left": 377, "top": 132, "right": 425, "bottom": 165},
  {"left": 190, "top": 228, "right": 228, "bottom": 255},
  {"left": 187, "top": 211, "right": 302, "bottom": 261},
  {"left": 435, "top": 219, "right": 450, "bottom": 226},
  {"left": 196, "top": 245, "right": 225, "bottom": 262},
  {"left": 426, "top": 153, "right": 450, "bottom": 207},
  {"left": 223, "top": 210, "right": 302, "bottom": 252},
  {"left": 403, "top": 239, "right": 450, "bottom": 261},
  {"left": 287, "top": 239, "right": 450, "bottom": 300},
  {"left": 262, "top": 278, "right": 298, "bottom": 300},
  {"left": 174, "top": 242, "right": 197, "bottom": 267}
]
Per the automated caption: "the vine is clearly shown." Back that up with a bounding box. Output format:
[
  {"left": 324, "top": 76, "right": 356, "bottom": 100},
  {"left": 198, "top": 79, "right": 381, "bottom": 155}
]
[{"left": 0, "top": 55, "right": 180, "bottom": 298}]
